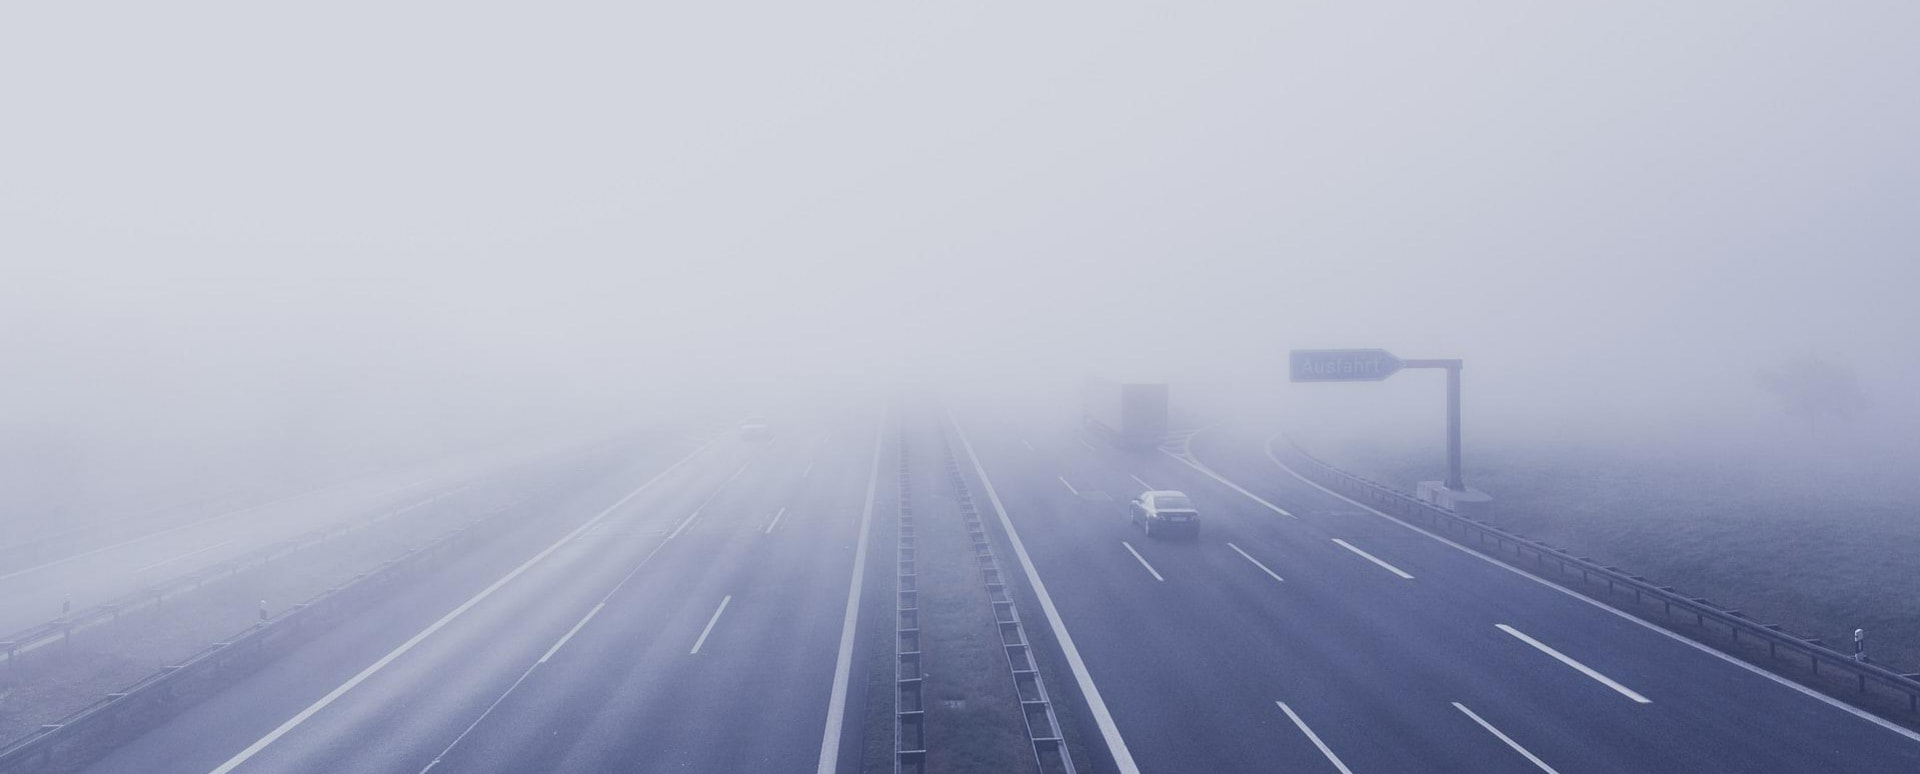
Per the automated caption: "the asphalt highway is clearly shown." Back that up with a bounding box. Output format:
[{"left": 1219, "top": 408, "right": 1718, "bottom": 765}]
[
  {"left": 78, "top": 418, "right": 881, "bottom": 774},
  {"left": 55, "top": 408, "right": 1920, "bottom": 773},
  {"left": 951, "top": 410, "right": 1920, "bottom": 773}
]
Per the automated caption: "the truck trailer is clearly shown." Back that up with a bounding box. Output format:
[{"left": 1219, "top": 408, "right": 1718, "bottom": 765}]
[{"left": 1082, "top": 377, "right": 1169, "bottom": 449}]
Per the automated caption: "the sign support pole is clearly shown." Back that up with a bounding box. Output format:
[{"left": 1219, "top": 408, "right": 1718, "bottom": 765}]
[
  {"left": 1402, "top": 358, "right": 1465, "bottom": 491},
  {"left": 1289, "top": 349, "right": 1475, "bottom": 497},
  {"left": 1447, "top": 363, "right": 1462, "bottom": 491}
]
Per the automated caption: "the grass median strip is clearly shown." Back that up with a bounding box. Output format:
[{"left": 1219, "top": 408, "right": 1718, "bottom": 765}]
[
  {"left": 952, "top": 408, "right": 1140, "bottom": 773},
  {"left": 905, "top": 414, "right": 1032, "bottom": 773}
]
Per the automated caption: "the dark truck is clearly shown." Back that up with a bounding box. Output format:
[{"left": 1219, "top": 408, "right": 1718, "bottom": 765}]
[{"left": 1082, "top": 377, "right": 1169, "bottom": 449}]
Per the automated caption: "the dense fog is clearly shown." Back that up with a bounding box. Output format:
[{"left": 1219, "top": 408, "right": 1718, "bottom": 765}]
[{"left": 4, "top": 2, "right": 1917, "bottom": 528}]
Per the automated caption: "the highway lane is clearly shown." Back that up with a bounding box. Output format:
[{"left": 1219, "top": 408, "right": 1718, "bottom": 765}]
[
  {"left": 1180, "top": 424, "right": 1920, "bottom": 770},
  {"left": 418, "top": 426, "right": 880, "bottom": 773},
  {"left": 954, "top": 410, "right": 1920, "bottom": 773},
  {"left": 77, "top": 420, "right": 879, "bottom": 774},
  {"left": 958, "top": 414, "right": 1550, "bottom": 773},
  {"left": 56, "top": 405, "right": 1920, "bottom": 773},
  {"left": 74, "top": 431, "right": 753, "bottom": 774}
]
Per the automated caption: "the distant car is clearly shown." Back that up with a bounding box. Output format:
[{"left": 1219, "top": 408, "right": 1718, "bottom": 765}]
[
  {"left": 739, "top": 416, "right": 770, "bottom": 440},
  {"left": 1129, "top": 490, "right": 1198, "bottom": 538}
]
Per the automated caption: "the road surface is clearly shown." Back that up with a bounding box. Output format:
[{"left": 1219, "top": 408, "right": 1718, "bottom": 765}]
[
  {"left": 77, "top": 418, "right": 880, "bottom": 774},
  {"left": 48, "top": 408, "right": 1920, "bottom": 773},
  {"left": 952, "top": 410, "right": 1920, "bottom": 773}
]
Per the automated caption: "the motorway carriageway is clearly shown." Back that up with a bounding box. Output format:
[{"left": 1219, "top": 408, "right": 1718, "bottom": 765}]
[
  {"left": 67, "top": 409, "right": 1920, "bottom": 773},
  {"left": 78, "top": 418, "right": 882, "bottom": 774},
  {"left": 956, "top": 409, "right": 1920, "bottom": 773}
]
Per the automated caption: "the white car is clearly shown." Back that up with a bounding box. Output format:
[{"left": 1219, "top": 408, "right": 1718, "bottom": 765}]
[{"left": 1129, "top": 490, "right": 1199, "bottom": 538}]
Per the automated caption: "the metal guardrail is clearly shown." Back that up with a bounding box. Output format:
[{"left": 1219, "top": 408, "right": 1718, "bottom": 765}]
[
  {"left": 0, "top": 487, "right": 477, "bottom": 668},
  {"left": 0, "top": 474, "right": 392, "bottom": 579},
  {"left": 941, "top": 429, "right": 1076, "bottom": 774},
  {"left": 0, "top": 433, "right": 656, "bottom": 669},
  {"left": 0, "top": 504, "right": 513, "bottom": 773},
  {"left": 1276, "top": 434, "right": 1920, "bottom": 715},
  {"left": 895, "top": 426, "right": 925, "bottom": 774},
  {"left": 0, "top": 438, "right": 644, "bottom": 773}
]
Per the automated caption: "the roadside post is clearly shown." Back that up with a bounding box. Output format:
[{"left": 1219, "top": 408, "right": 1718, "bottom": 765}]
[
  {"left": 1288, "top": 349, "right": 1490, "bottom": 514},
  {"left": 1854, "top": 629, "right": 1868, "bottom": 662}
]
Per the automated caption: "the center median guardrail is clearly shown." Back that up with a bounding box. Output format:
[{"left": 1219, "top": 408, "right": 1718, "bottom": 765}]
[
  {"left": 941, "top": 427, "right": 1076, "bottom": 774},
  {"left": 1275, "top": 434, "right": 1920, "bottom": 716}
]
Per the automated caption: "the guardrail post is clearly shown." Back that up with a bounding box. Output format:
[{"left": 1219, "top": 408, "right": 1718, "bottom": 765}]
[{"left": 1281, "top": 432, "right": 1920, "bottom": 728}]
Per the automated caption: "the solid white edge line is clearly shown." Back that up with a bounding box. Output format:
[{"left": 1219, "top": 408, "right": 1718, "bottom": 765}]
[
  {"left": 765, "top": 507, "right": 788, "bottom": 534},
  {"left": 667, "top": 510, "right": 701, "bottom": 540},
  {"left": 1079, "top": 438, "right": 1096, "bottom": 451},
  {"left": 1255, "top": 433, "right": 1920, "bottom": 745},
  {"left": 134, "top": 539, "right": 235, "bottom": 574},
  {"left": 801, "top": 462, "right": 815, "bottom": 480},
  {"left": 689, "top": 595, "right": 733, "bottom": 655},
  {"left": 1226, "top": 542, "right": 1284, "bottom": 583},
  {"left": 1022, "top": 439, "right": 1035, "bottom": 451},
  {"left": 949, "top": 408, "right": 1142, "bottom": 774},
  {"left": 539, "top": 603, "right": 605, "bottom": 664},
  {"left": 1127, "top": 474, "right": 1152, "bottom": 491},
  {"left": 1160, "top": 448, "right": 1296, "bottom": 518},
  {"left": 423, "top": 499, "right": 689, "bottom": 772},
  {"left": 814, "top": 422, "right": 884, "bottom": 774},
  {"left": 1498, "top": 624, "right": 1651, "bottom": 703},
  {"left": 1058, "top": 476, "right": 1079, "bottom": 496},
  {"left": 208, "top": 436, "right": 720, "bottom": 774},
  {"left": 1452, "top": 702, "right": 1563, "bottom": 774},
  {"left": 1276, "top": 701, "right": 1355, "bottom": 774},
  {"left": 1120, "top": 541, "right": 1165, "bottom": 582},
  {"left": 1331, "top": 538, "right": 1415, "bottom": 580},
  {"left": 421, "top": 663, "right": 541, "bottom": 773}
]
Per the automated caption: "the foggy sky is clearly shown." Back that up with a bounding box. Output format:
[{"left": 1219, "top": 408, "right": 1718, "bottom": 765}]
[{"left": 4, "top": 2, "right": 1918, "bottom": 510}]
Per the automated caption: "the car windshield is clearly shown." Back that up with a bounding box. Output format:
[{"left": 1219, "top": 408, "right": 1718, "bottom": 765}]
[{"left": 1154, "top": 494, "right": 1193, "bottom": 509}]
